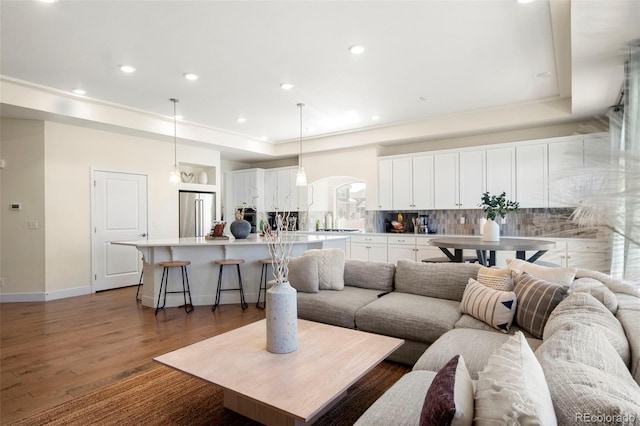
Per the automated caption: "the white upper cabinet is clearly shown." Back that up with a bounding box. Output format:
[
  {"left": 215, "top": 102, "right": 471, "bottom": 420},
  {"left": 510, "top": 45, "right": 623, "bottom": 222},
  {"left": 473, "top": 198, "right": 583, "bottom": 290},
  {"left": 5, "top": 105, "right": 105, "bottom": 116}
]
[
  {"left": 458, "top": 150, "right": 485, "bottom": 209},
  {"left": 548, "top": 140, "right": 584, "bottom": 207},
  {"left": 378, "top": 159, "right": 393, "bottom": 210},
  {"left": 434, "top": 150, "right": 484, "bottom": 209},
  {"left": 392, "top": 157, "right": 413, "bottom": 210},
  {"left": 412, "top": 155, "right": 435, "bottom": 209},
  {"left": 516, "top": 144, "right": 548, "bottom": 208},
  {"left": 263, "top": 167, "right": 301, "bottom": 212},
  {"left": 486, "top": 147, "right": 516, "bottom": 201},
  {"left": 389, "top": 156, "right": 434, "bottom": 210},
  {"left": 230, "top": 169, "right": 265, "bottom": 213},
  {"left": 434, "top": 152, "right": 459, "bottom": 209}
]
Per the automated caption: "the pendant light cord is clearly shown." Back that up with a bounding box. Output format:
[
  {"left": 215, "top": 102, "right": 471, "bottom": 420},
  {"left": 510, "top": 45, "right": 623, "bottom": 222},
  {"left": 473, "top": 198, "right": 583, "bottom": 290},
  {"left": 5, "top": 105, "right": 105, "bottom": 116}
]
[
  {"left": 171, "top": 98, "right": 179, "bottom": 166},
  {"left": 297, "top": 103, "right": 304, "bottom": 169}
]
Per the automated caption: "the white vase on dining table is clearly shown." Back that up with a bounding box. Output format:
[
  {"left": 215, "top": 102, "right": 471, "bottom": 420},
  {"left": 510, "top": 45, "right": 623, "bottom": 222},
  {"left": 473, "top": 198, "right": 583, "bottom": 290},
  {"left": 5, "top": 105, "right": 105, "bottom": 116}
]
[{"left": 482, "top": 219, "right": 500, "bottom": 242}]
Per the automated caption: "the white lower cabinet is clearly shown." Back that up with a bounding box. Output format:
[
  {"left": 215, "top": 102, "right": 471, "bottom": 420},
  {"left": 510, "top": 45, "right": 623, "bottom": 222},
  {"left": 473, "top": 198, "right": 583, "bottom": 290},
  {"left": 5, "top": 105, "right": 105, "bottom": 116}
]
[
  {"left": 350, "top": 235, "right": 388, "bottom": 262},
  {"left": 387, "top": 236, "right": 444, "bottom": 264}
]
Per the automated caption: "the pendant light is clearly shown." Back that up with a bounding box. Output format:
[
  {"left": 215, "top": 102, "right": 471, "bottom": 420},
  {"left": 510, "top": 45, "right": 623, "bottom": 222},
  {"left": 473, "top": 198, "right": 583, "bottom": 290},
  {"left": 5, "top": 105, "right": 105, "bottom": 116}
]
[
  {"left": 295, "top": 102, "right": 307, "bottom": 186},
  {"left": 169, "top": 98, "right": 181, "bottom": 184}
]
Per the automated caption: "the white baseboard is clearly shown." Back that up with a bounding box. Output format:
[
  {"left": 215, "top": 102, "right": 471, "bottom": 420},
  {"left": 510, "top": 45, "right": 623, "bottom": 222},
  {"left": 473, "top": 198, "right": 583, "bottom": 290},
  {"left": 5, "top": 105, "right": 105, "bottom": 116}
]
[
  {"left": 45, "top": 285, "right": 91, "bottom": 301},
  {"left": 0, "top": 285, "right": 91, "bottom": 303},
  {"left": 0, "top": 292, "right": 46, "bottom": 302}
]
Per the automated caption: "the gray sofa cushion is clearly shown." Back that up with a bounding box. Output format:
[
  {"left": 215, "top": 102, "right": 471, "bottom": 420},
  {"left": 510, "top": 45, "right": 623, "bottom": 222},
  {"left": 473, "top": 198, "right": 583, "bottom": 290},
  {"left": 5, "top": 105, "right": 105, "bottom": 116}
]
[
  {"left": 535, "top": 322, "right": 640, "bottom": 425},
  {"left": 543, "top": 292, "right": 630, "bottom": 366},
  {"left": 296, "top": 286, "right": 380, "bottom": 329},
  {"left": 344, "top": 259, "right": 395, "bottom": 292},
  {"left": 413, "top": 328, "right": 542, "bottom": 380},
  {"left": 356, "top": 292, "right": 461, "bottom": 344},
  {"left": 395, "top": 259, "right": 480, "bottom": 301},
  {"left": 354, "top": 370, "right": 437, "bottom": 426},
  {"left": 454, "top": 313, "right": 537, "bottom": 339}
]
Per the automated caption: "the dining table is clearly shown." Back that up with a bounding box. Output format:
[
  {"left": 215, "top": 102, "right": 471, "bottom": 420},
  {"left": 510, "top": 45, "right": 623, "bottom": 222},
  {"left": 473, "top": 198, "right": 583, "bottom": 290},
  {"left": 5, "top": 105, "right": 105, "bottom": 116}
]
[{"left": 428, "top": 236, "right": 556, "bottom": 267}]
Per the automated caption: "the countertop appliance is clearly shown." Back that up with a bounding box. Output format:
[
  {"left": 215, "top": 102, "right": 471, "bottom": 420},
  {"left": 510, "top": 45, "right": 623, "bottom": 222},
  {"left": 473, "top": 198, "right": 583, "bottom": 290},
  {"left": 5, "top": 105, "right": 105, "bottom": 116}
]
[{"left": 179, "top": 190, "right": 216, "bottom": 237}]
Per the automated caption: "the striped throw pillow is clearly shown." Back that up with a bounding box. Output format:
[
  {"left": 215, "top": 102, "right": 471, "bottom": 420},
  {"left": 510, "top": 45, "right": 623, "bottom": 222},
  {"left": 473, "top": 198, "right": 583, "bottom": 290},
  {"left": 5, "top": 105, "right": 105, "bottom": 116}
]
[
  {"left": 460, "top": 278, "right": 517, "bottom": 333},
  {"left": 513, "top": 272, "right": 566, "bottom": 339}
]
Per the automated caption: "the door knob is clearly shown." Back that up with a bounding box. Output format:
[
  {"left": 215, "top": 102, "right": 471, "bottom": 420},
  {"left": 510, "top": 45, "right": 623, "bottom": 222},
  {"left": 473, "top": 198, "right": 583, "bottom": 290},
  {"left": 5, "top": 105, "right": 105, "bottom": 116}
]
[{"left": 140, "top": 233, "right": 147, "bottom": 237}]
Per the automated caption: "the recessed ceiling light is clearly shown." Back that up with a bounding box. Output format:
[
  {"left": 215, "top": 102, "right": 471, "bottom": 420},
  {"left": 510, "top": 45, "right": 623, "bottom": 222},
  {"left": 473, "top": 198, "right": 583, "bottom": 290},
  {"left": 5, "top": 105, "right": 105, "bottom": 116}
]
[
  {"left": 349, "top": 45, "right": 365, "bottom": 55},
  {"left": 516, "top": 0, "right": 534, "bottom": 3},
  {"left": 39, "top": 0, "right": 58, "bottom": 3},
  {"left": 536, "top": 71, "right": 552, "bottom": 78},
  {"left": 119, "top": 64, "right": 136, "bottom": 73},
  {"left": 236, "top": 117, "right": 247, "bottom": 123},
  {"left": 280, "top": 82, "right": 294, "bottom": 90},
  {"left": 72, "top": 88, "right": 86, "bottom": 95},
  {"left": 183, "top": 73, "right": 199, "bottom": 81},
  {"left": 371, "top": 115, "right": 381, "bottom": 121}
]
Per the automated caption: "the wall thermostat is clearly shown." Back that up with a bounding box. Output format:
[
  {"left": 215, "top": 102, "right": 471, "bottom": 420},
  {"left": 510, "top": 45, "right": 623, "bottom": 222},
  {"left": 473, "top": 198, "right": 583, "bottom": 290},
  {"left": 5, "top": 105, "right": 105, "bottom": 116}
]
[{"left": 10, "top": 203, "right": 22, "bottom": 211}]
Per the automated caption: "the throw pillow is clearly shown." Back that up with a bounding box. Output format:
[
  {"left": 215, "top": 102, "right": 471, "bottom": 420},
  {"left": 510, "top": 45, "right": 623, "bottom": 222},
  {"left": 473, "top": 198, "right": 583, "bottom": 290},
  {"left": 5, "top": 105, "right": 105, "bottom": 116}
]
[
  {"left": 474, "top": 332, "right": 557, "bottom": 426},
  {"left": 513, "top": 272, "right": 566, "bottom": 339},
  {"left": 287, "top": 256, "right": 319, "bottom": 293},
  {"left": 420, "top": 355, "right": 474, "bottom": 426},
  {"left": 344, "top": 259, "right": 395, "bottom": 292},
  {"left": 303, "top": 248, "right": 345, "bottom": 290},
  {"left": 460, "top": 278, "right": 517, "bottom": 333},
  {"left": 477, "top": 266, "right": 514, "bottom": 291},
  {"left": 507, "top": 258, "right": 576, "bottom": 287}
]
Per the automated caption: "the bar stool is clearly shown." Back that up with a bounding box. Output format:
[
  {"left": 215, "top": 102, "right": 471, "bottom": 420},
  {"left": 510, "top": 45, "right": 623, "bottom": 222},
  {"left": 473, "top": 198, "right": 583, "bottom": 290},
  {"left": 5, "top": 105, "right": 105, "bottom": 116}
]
[
  {"left": 136, "top": 254, "right": 144, "bottom": 302},
  {"left": 256, "top": 258, "right": 272, "bottom": 310},
  {"left": 212, "top": 259, "right": 248, "bottom": 312},
  {"left": 155, "top": 261, "right": 194, "bottom": 315}
]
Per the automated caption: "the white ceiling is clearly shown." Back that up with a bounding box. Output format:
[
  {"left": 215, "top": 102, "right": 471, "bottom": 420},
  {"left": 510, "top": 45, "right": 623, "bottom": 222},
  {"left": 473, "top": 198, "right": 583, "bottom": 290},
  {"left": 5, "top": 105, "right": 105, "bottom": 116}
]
[{"left": 1, "top": 0, "right": 638, "bottom": 162}]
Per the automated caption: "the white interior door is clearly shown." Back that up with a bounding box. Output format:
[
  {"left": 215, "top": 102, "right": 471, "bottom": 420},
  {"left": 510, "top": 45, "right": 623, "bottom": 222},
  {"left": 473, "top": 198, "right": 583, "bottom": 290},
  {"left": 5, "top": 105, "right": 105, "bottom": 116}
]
[{"left": 92, "top": 170, "right": 148, "bottom": 292}]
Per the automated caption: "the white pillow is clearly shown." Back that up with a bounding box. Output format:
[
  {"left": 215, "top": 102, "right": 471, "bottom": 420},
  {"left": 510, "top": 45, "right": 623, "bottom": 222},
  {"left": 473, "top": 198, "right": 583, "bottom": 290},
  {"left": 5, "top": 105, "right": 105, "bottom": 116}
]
[
  {"left": 474, "top": 332, "right": 557, "bottom": 426},
  {"left": 477, "top": 266, "right": 514, "bottom": 291},
  {"left": 507, "top": 258, "right": 576, "bottom": 287},
  {"left": 460, "top": 278, "right": 517, "bottom": 333},
  {"left": 303, "top": 248, "right": 345, "bottom": 290}
]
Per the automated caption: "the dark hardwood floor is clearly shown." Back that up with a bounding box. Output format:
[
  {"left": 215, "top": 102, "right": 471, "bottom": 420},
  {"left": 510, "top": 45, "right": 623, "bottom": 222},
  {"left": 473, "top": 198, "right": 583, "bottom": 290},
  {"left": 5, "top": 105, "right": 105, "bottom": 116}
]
[{"left": 0, "top": 287, "right": 265, "bottom": 424}]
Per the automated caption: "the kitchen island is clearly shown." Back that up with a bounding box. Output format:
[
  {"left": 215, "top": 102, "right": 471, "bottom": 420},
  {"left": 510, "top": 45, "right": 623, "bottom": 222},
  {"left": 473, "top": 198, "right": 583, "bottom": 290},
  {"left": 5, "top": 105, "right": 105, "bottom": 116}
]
[{"left": 112, "top": 234, "right": 348, "bottom": 310}]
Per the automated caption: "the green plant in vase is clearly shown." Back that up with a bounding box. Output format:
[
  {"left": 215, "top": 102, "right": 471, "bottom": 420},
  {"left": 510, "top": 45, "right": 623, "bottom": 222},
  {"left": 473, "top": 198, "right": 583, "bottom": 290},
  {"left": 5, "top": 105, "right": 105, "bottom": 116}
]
[{"left": 479, "top": 192, "right": 519, "bottom": 241}]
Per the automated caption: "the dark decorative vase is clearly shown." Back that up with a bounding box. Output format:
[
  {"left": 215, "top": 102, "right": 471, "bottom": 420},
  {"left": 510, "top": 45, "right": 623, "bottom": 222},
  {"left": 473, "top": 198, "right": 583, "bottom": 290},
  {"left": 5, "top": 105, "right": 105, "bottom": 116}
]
[{"left": 230, "top": 219, "right": 251, "bottom": 239}]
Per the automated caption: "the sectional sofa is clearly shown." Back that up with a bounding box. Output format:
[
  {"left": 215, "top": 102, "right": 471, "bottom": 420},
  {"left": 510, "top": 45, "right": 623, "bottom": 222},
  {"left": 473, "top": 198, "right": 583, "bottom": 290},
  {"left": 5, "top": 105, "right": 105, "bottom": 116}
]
[{"left": 293, "top": 250, "right": 640, "bottom": 425}]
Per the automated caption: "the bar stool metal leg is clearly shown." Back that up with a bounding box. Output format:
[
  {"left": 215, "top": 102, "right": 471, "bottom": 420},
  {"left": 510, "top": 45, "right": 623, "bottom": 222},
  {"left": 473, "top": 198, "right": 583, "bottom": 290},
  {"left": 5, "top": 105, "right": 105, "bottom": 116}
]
[
  {"left": 155, "top": 266, "right": 168, "bottom": 315},
  {"left": 136, "top": 269, "right": 144, "bottom": 302},
  {"left": 181, "top": 265, "right": 194, "bottom": 313},
  {"left": 236, "top": 264, "right": 248, "bottom": 310},
  {"left": 257, "top": 263, "right": 268, "bottom": 310},
  {"left": 212, "top": 264, "right": 224, "bottom": 312}
]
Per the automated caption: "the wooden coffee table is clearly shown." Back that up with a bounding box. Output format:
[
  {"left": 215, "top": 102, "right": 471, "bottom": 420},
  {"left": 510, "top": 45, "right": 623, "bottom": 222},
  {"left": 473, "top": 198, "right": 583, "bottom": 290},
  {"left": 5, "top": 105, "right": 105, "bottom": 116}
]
[{"left": 155, "top": 319, "right": 404, "bottom": 425}]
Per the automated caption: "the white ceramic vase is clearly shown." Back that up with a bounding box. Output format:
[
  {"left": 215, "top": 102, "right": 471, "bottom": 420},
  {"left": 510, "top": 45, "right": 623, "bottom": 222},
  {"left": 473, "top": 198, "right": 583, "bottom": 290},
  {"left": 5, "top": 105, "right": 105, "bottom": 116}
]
[
  {"left": 482, "top": 218, "right": 500, "bottom": 241},
  {"left": 266, "top": 280, "right": 298, "bottom": 354},
  {"left": 198, "top": 170, "right": 208, "bottom": 185}
]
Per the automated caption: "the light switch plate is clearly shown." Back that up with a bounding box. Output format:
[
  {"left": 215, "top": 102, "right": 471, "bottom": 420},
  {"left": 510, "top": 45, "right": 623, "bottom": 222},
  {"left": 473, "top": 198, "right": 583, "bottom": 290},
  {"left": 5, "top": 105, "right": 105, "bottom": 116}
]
[{"left": 27, "top": 220, "right": 39, "bottom": 229}]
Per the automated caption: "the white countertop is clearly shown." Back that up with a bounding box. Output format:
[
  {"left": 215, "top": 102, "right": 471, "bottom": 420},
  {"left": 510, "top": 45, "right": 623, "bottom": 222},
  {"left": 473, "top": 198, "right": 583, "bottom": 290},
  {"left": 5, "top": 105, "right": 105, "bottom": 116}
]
[{"left": 112, "top": 234, "right": 349, "bottom": 248}]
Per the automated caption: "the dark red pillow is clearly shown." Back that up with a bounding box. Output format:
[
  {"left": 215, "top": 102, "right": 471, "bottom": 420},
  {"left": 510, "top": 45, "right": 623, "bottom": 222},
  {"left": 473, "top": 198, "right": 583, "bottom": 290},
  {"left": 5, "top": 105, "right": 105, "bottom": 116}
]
[{"left": 419, "top": 355, "right": 459, "bottom": 426}]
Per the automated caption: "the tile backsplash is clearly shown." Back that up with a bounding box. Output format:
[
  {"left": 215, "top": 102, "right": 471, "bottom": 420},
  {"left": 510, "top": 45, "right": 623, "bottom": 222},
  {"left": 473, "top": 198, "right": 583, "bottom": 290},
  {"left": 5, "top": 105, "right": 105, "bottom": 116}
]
[{"left": 369, "top": 208, "right": 603, "bottom": 238}]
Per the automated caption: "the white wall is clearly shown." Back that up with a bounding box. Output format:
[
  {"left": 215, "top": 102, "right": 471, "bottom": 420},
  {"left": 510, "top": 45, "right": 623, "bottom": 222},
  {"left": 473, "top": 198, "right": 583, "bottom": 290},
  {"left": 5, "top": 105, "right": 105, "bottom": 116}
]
[
  {"left": 0, "top": 119, "right": 46, "bottom": 297},
  {"left": 1, "top": 119, "right": 222, "bottom": 300}
]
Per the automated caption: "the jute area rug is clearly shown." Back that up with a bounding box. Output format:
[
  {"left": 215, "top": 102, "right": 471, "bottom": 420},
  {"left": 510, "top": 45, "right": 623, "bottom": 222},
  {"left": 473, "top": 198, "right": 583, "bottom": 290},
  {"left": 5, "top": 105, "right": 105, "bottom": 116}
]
[{"left": 12, "top": 362, "right": 410, "bottom": 426}]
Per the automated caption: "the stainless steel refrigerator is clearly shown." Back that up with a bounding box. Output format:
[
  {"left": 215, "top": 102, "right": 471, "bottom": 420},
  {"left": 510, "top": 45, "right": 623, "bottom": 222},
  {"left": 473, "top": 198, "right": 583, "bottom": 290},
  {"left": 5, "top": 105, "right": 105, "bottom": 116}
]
[{"left": 179, "top": 191, "right": 216, "bottom": 237}]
